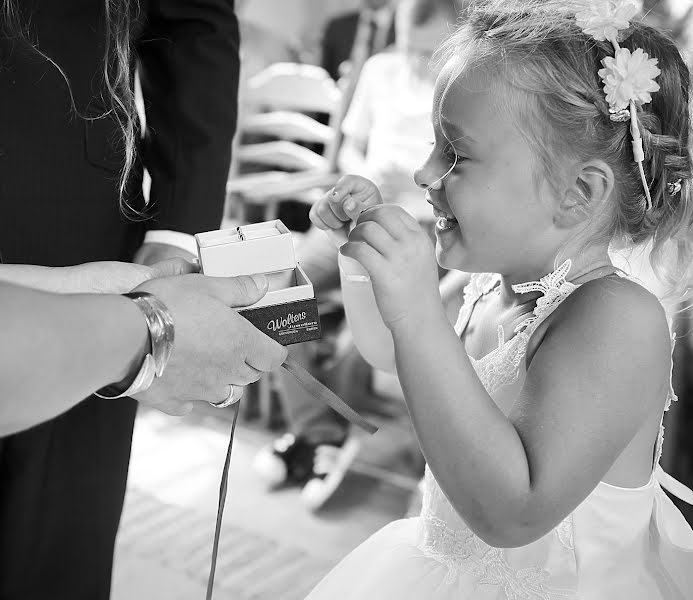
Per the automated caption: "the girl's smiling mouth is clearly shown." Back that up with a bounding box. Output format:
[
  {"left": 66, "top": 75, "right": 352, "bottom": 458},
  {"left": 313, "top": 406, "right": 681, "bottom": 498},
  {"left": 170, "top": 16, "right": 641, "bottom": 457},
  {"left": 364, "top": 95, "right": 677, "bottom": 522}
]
[{"left": 431, "top": 205, "right": 459, "bottom": 232}]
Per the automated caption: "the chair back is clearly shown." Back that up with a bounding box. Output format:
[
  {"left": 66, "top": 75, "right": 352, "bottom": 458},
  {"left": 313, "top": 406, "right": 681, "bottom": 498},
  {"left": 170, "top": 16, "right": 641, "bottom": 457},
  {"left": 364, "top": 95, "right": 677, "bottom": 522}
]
[{"left": 233, "top": 63, "right": 342, "bottom": 174}]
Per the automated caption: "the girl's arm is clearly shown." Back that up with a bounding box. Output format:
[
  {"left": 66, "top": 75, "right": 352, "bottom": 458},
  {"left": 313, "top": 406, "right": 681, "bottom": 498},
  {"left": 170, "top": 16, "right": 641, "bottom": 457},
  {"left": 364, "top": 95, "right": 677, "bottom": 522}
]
[
  {"left": 392, "top": 277, "right": 670, "bottom": 547},
  {"left": 339, "top": 204, "right": 670, "bottom": 547},
  {"left": 310, "top": 176, "right": 472, "bottom": 373}
]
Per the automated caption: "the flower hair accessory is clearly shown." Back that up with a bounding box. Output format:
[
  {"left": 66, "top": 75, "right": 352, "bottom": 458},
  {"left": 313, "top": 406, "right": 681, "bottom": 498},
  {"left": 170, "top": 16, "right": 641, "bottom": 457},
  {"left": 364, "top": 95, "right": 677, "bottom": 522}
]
[{"left": 575, "top": 0, "right": 661, "bottom": 211}]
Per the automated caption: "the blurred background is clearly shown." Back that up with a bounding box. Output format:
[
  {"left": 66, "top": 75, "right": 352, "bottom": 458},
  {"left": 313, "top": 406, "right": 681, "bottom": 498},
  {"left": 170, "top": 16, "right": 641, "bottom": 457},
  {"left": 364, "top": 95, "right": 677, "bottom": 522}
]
[{"left": 115, "top": 1, "right": 693, "bottom": 598}]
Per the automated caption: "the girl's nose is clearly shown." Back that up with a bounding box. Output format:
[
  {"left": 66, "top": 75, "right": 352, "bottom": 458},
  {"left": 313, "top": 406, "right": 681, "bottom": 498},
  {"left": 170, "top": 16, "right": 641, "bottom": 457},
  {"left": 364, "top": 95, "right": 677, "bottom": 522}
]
[
  {"left": 415, "top": 154, "right": 456, "bottom": 192},
  {"left": 414, "top": 161, "right": 437, "bottom": 191}
]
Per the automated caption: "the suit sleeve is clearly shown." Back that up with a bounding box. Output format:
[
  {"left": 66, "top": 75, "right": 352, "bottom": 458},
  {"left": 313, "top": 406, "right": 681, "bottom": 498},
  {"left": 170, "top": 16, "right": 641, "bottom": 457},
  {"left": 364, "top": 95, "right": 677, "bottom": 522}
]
[{"left": 137, "top": 0, "right": 240, "bottom": 235}]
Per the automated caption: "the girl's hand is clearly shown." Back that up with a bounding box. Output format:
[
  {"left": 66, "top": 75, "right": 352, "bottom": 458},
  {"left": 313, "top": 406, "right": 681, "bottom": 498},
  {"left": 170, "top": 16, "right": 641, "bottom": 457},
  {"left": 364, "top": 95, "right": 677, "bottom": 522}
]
[
  {"left": 343, "top": 205, "right": 442, "bottom": 332},
  {"left": 309, "top": 174, "right": 383, "bottom": 235}
]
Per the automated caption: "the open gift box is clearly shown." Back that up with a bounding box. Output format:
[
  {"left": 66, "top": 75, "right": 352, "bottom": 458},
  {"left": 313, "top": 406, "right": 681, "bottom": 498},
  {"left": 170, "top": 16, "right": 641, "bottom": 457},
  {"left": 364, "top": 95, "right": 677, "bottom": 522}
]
[{"left": 195, "top": 220, "right": 321, "bottom": 345}]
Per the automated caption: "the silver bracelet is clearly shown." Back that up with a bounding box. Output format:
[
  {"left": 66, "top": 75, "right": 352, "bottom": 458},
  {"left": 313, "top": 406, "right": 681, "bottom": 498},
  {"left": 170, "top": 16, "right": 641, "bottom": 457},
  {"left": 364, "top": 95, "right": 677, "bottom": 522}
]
[{"left": 95, "top": 292, "right": 175, "bottom": 399}]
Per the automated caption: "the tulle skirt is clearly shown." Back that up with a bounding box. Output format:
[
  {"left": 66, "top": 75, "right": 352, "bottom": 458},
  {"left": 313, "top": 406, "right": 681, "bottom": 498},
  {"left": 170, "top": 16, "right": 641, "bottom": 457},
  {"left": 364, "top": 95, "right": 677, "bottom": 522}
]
[{"left": 306, "top": 498, "right": 693, "bottom": 600}]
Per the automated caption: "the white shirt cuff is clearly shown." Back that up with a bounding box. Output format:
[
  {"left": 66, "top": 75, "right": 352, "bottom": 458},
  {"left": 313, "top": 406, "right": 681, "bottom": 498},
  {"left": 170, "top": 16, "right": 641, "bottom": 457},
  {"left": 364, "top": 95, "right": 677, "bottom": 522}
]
[{"left": 143, "top": 230, "right": 198, "bottom": 256}]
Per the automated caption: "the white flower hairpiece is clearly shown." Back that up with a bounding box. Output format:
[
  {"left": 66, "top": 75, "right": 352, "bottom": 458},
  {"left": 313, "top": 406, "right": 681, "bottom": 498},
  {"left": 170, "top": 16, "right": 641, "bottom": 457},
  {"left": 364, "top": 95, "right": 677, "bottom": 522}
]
[
  {"left": 598, "top": 47, "right": 661, "bottom": 111},
  {"left": 574, "top": 0, "right": 660, "bottom": 211},
  {"left": 575, "top": 0, "right": 639, "bottom": 43}
]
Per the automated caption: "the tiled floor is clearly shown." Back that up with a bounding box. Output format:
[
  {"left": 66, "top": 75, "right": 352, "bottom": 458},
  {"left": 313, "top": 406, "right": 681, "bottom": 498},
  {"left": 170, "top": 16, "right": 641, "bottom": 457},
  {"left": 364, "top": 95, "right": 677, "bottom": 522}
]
[{"left": 112, "top": 403, "right": 421, "bottom": 599}]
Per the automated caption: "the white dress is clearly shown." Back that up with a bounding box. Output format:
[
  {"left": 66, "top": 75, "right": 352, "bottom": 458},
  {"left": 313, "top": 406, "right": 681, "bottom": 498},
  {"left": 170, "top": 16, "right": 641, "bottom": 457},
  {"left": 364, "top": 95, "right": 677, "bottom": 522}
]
[{"left": 306, "top": 263, "right": 693, "bottom": 599}]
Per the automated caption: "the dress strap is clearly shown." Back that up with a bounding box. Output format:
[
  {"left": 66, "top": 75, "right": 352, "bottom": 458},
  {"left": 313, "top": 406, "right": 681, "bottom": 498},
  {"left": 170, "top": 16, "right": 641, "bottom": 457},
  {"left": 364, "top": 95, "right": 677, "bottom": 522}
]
[
  {"left": 512, "top": 260, "right": 578, "bottom": 337},
  {"left": 454, "top": 273, "right": 500, "bottom": 337},
  {"left": 656, "top": 465, "right": 693, "bottom": 505}
]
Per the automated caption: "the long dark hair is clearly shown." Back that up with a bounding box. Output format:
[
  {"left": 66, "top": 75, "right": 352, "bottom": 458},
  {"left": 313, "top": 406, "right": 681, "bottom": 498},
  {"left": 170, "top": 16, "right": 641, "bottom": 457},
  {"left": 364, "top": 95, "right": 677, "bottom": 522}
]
[{"left": 1, "top": 0, "right": 140, "bottom": 215}]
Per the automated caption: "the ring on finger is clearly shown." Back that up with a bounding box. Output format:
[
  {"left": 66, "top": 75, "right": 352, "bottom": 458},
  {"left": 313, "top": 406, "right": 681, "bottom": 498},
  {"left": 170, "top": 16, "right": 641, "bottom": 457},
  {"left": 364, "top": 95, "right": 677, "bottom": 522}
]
[{"left": 208, "top": 384, "right": 239, "bottom": 409}]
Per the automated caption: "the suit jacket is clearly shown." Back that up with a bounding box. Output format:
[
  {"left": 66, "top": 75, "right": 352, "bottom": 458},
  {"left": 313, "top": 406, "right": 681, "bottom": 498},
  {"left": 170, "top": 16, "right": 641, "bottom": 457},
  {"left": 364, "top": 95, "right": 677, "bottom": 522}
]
[
  {"left": 321, "top": 11, "right": 396, "bottom": 82},
  {"left": 0, "top": 2, "right": 239, "bottom": 598},
  {"left": 0, "top": 0, "right": 239, "bottom": 266}
]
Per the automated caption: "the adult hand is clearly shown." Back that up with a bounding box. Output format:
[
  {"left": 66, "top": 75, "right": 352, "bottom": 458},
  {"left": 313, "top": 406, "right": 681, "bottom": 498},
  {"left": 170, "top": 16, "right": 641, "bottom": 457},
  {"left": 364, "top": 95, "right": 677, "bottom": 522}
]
[
  {"left": 343, "top": 204, "right": 442, "bottom": 332},
  {"left": 134, "top": 241, "right": 197, "bottom": 267},
  {"left": 65, "top": 259, "right": 197, "bottom": 294},
  {"left": 131, "top": 273, "right": 288, "bottom": 415}
]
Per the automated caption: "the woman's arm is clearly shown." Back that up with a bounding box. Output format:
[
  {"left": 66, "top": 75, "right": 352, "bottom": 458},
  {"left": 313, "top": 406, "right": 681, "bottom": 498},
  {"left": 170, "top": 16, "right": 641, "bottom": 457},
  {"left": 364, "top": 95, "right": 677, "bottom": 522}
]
[
  {"left": 0, "top": 265, "right": 79, "bottom": 293},
  {"left": 0, "top": 282, "right": 148, "bottom": 435},
  {"left": 0, "top": 273, "right": 289, "bottom": 436},
  {"left": 0, "top": 259, "right": 190, "bottom": 294}
]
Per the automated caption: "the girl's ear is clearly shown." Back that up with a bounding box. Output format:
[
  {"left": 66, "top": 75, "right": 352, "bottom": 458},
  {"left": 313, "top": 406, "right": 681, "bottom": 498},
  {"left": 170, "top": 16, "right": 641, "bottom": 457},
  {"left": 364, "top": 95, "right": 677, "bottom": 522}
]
[{"left": 555, "top": 160, "right": 615, "bottom": 228}]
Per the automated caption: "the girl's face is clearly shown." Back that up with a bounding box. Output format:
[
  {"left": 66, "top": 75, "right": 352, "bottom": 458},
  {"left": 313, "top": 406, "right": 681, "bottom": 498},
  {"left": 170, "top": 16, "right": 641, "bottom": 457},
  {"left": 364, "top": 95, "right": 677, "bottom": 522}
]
[{"left": 415, "top": 61, "right": 564, "bottom": 278}]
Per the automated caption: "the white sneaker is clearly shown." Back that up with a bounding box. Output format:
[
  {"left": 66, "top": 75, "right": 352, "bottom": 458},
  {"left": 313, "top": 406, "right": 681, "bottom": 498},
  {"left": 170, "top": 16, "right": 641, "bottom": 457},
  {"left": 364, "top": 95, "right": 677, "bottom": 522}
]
[
  {"left": 300, "top": 435, "right": 361, "bottom": 511},
  {"left": 253, "top": 436, "right": 292, "bottom": 488}
]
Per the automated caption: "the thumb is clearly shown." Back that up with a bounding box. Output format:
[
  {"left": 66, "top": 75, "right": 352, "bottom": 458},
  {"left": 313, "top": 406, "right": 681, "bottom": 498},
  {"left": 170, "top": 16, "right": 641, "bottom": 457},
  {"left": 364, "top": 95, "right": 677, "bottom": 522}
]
[
  {"left": 202, "top": 274, "right": 269, "bottom": 308},
  {"left": 150, "top": 258, "right": 199, "bottom": 278}
]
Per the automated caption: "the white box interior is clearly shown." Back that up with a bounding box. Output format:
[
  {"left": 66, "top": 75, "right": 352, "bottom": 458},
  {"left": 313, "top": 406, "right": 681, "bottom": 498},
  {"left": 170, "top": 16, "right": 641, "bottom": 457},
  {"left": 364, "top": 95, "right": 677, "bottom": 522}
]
[
  {"left": 241, "top": 263, "right": 314, "bottom": 310},
  {"left": 196, "top": 220, "right": 296, "bottom": 277}
]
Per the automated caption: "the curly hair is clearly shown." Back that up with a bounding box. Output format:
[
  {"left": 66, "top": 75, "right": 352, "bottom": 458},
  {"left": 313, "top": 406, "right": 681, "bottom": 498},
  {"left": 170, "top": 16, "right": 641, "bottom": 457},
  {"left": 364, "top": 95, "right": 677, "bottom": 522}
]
[
  {"left": 1, "top": 0, "right": 141, "bottom": 217},
  {"left": 435, "top": 0, "right": 693, "bottom": 300}
]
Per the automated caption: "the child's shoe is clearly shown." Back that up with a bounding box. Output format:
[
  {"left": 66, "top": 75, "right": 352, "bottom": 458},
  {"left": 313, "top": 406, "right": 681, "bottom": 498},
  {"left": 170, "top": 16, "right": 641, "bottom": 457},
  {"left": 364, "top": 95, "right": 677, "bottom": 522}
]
[
  {"left": 300, "top": 434, "right": 361, "bottom": 511},
  {"left": 253, "top": 433, "right": 317, "bottom": 487}
]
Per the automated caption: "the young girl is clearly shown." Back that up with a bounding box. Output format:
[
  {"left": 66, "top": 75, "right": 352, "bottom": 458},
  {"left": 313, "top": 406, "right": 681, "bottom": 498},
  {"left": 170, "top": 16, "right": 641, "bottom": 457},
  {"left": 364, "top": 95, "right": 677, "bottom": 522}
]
[{"left": 306, "top": 0, "right": 693, "bottom": 598}]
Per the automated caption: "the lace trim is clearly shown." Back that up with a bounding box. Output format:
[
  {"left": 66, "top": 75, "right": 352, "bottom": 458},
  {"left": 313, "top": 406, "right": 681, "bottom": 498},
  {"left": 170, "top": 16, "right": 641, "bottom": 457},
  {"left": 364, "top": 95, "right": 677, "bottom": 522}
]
[
  {"left": 556, "top": 514, "right": 574, "bottom": 551},
  {"left": 455, "top": 272, "right": 500, "bottom": 336},
  {"left": 470, "top": 331, "right": 529, "bottom": 395},
  {"left": 654, "top": 330, "right": 678, "bottom": 466},
  {"left": 460, "top": 261, "right": 579, "bottom": 395},
  {"left": 418, "top": 512, "right": 575, "bottom": 598},
  {"left": 512, "top": 260, "right": 577, "bottom": 335}
]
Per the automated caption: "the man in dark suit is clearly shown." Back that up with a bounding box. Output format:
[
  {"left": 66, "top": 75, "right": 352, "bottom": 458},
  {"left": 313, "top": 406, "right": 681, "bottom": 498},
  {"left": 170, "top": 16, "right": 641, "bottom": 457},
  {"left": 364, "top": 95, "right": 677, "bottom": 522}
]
[
  {"left": 321, "top": 0, "right": 397, "bottom": 82},
  {"left": 0, "top": 1, "right": 239, "bottom": 598}
]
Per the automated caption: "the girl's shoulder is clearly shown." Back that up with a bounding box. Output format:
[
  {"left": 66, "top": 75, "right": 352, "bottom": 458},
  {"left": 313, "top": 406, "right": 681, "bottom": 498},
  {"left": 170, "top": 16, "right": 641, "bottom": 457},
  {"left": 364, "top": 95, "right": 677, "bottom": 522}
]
[{"left": 528, "top": 274, "right": 672, "bottom": 377}]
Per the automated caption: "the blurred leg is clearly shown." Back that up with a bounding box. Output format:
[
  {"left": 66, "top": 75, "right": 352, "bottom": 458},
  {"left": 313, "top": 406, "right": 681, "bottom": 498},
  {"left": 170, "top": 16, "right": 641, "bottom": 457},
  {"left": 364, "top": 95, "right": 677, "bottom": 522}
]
[{"left": 281, "top": 341, "right": 349, "bottom": 446}]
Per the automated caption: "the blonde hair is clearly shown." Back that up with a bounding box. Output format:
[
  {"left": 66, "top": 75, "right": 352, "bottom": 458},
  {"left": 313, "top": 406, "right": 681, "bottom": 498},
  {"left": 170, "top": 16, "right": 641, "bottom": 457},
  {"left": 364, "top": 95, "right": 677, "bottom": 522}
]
[
  {"left": 2, "top": 0, "right": 142, "bottom": 217},
  {"left": 435, "top": 0, "right": 693, "bottom": 300}
]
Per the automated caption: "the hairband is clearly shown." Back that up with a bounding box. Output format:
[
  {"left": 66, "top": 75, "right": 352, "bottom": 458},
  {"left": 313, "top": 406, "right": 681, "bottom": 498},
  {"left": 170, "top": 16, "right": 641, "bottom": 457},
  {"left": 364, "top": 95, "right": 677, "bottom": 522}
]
[{"left": 575, "top": 1, "right": 661, "bottom": 210}]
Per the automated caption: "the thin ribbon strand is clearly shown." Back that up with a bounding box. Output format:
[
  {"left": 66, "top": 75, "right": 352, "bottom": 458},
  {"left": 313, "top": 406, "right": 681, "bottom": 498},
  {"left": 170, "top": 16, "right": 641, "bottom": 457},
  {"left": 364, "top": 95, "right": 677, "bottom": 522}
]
[
  {"left": 206, "top": 401, "right": 240, "bottom": 600},
  {"left": 204, "top": 358, "right": 378, "bottom": 598}
]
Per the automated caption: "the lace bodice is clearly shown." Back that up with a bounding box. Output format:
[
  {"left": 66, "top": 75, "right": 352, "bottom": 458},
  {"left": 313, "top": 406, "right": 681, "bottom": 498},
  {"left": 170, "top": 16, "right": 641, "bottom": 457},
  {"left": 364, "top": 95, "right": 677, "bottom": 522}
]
[
  {"left": 417, "top": 261, "right": 677, "bottom": 598},
  {"left": 453, "top": 260, "right": 576, "bottom": 396}
]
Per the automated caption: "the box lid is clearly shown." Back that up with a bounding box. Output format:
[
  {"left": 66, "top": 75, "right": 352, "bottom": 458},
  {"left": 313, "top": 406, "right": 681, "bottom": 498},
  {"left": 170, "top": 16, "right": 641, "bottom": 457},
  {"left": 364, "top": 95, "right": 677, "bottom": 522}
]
[{"left": 195, "top": 220, "right": 297, "bottom": 277}]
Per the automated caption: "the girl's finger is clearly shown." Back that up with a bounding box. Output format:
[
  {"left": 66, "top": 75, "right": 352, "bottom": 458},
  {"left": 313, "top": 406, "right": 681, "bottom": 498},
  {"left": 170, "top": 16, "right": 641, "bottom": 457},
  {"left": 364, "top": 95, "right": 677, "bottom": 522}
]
[
  {"left": 356, "top": 205, "right": 415, "bottom": 241},
  {"left": 349, "top": 220, "right": 398, "bottom": 258},
  {"left": 341, "top": 241, "right": 389, "bottom": 280},
  {"left": 313, "top": 195, "right": 350, "bottom": 230}
]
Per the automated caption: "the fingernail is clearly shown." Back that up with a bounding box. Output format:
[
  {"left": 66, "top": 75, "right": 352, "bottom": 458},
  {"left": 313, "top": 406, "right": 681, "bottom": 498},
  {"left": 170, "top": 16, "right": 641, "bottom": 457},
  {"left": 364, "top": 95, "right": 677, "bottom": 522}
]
[
  {"left": 251, "top": 274, "right": 268, "bottom": 289},
  {"left": 344, "top": 198, "right": 355, "bottom": 211}
]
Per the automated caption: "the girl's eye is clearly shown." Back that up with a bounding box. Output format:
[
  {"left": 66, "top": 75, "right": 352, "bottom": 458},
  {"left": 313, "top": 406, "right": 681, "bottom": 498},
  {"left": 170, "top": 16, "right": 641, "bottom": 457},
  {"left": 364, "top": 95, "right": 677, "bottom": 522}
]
[{"left": 443, "top": 145, "right": 467, "bottom": 165}]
